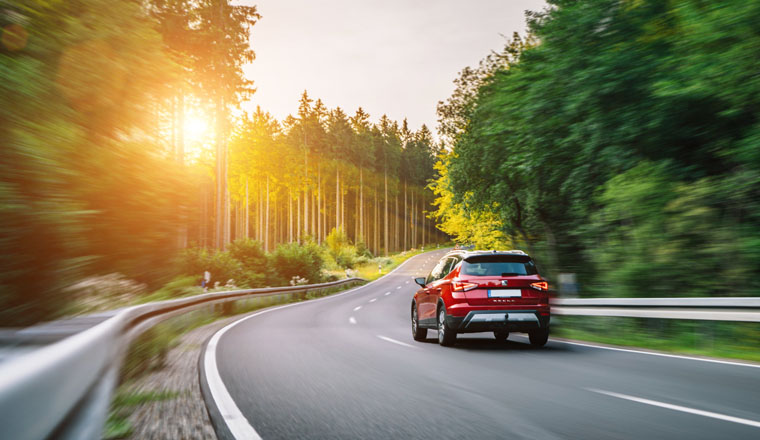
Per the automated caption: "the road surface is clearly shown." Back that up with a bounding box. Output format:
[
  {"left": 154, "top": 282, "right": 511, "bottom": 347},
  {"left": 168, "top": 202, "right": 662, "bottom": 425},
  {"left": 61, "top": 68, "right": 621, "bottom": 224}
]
[{"left": 208, "top": 249, "right": 760, "bottom": 439}]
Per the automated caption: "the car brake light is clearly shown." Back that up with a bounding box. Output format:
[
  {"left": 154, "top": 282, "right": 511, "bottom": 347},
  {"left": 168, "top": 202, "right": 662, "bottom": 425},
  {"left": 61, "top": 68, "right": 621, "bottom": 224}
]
[
  {"left": 530, "top": 281, "right": 549, "bottom": 291},
  {"left": 452, "top": 281, "right": 478, "bottom": 292}
]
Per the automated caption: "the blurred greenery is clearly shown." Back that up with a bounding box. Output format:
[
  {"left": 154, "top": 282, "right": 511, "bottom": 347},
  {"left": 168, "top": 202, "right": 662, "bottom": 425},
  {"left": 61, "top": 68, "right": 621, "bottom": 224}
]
[
  {"left": 553, "top": 316, "right": 760, "bottom": 363},
  {"left": 0, "top": 0, "right": 259, "bottom": 325},
  {"left": 0, "top": 0, "right": 444, "bottom": 326},
  {"left": 434, "top": 0, "right": 760, "bottom": 298}
]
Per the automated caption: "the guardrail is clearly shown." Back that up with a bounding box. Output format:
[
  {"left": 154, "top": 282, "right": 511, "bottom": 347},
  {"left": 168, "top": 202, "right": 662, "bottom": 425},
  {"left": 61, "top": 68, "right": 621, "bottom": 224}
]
[
  {"left": 0, "top": 278, "right": 365, "bottom": 440},
  {"left": 551, "top": 297, "right": 760, "bottom": 322}
]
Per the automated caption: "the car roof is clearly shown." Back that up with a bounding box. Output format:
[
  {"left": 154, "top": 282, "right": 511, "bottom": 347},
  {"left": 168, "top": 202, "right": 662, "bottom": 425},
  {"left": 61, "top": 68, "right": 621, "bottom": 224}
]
[{"left": 443, "top": 249, "right": 529, "bottom": 259}]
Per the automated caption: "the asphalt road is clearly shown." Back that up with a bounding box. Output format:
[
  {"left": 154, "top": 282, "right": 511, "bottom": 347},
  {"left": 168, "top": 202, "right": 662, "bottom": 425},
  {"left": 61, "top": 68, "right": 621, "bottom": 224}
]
[{"left": 212, "top": 249, "right": 760, "bottom": 439}]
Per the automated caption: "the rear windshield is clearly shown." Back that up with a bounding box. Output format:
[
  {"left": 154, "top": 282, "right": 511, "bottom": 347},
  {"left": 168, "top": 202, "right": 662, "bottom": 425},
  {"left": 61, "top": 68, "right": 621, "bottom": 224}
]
[{"left": 461, "top": 255, "right": 538, "bottom": 276}]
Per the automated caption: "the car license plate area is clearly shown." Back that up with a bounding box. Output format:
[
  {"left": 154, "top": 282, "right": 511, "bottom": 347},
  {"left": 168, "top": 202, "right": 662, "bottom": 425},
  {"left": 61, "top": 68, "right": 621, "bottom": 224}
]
[{"left": 487, "top": 289, "right": 522, "bottom": 298}]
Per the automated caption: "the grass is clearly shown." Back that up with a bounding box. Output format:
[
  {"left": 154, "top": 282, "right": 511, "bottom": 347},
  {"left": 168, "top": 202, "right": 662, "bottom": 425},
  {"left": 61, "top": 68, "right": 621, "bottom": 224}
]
[
  {"left": 104, "top": 389, "right": 182, "bottom": 439},
  {"left": 552, "top": 316, "right": 760, "bottom": 363},
  {"left": 331, "top": 244, "right": 447, "bottom": 282}
]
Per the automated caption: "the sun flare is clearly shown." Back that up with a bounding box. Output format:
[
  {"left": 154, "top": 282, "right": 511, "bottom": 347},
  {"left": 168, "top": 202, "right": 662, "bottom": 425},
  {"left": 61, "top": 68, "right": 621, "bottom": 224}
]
[{"left": 183, "top": 109, "right": 212, "bottom": 159}]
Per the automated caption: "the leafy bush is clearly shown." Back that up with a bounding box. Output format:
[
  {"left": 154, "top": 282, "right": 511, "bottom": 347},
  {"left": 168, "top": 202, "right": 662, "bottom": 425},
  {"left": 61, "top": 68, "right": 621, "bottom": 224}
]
[
  {"left": 227, "top": 239, "right": 275, "bottom": 287},
  {"left": 228, "top": 239, "right": 268, "bottom": 268},
  {"left": 325, "top": 227, "right": 363, "bottom": 269},
  {"left": 179, "top": 247, "right": 242, "bottom": 287},
  {"left": 271, "top": 241, "right": 324, "bottom": 284}
]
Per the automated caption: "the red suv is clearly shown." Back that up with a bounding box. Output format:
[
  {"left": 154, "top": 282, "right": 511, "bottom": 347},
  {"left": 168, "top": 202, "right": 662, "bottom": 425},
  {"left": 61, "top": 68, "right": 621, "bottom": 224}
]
[{"left": 411, "top": 250, "right": 551, "bottom": 347}]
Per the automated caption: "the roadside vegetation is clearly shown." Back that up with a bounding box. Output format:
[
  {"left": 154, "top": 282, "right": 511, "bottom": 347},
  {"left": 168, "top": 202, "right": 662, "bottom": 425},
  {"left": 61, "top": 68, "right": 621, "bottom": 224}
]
[
  {"left": 63, "top": 235, "right": 441, "bottom": 316},
  {"left": 434, "top": 1, "right": 760, "bottom": 357},
  {"left": 435, "top": 1, "right": 760, "bottom": 298},
  {"left": 553, "top": 317, "right": 760, "bottom": 364},
  {"left": 0, "top": 1, "right": 446, "bottom": 327}
]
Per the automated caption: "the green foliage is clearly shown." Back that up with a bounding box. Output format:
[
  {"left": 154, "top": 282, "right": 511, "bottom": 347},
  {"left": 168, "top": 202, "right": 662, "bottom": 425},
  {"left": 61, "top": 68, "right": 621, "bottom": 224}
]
[
  {"left": 271, "top": 241, "right": 324, "bottom": 284},
  {"left": 180, "top": 247, "right": 242, "bottom": 287},
  {"left": 138, "top": 276, "right": 201, "bottom": 303},
  {"left": 324, "top": 227, "right": 363, "bottom": 269},
  {"left": 227, "top": 239, "right": 275, "bottom": 287},
  {"left": 435, "top": 0, "right": 760, "bottom": 297}
]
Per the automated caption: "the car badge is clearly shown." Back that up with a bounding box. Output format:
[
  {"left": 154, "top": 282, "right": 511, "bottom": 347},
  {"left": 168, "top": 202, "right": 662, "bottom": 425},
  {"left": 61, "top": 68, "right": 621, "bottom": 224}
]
[{"left": 501, "top": 280, "right": 508, "bottom": 286}]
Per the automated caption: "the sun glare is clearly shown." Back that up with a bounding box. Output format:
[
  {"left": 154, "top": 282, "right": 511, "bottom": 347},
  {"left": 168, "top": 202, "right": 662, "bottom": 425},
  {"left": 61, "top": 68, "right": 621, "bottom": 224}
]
[{"left": 183, "top": 110, "right": 212, "bottom": 160}]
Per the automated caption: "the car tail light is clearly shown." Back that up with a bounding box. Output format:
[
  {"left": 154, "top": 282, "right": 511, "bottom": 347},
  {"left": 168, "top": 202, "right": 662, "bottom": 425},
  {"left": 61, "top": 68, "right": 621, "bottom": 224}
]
[
  {"left": 452, "top": 281, "right": 478, "bottom": 292},
  {"left": 530, "top": 281, "right": 549, "bottom": 291}
]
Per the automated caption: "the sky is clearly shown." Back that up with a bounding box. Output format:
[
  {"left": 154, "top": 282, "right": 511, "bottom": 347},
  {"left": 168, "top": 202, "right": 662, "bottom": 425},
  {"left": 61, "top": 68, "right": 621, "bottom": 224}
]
[{"left": 240, "top": 0, "right": 548, "bottom": 134}]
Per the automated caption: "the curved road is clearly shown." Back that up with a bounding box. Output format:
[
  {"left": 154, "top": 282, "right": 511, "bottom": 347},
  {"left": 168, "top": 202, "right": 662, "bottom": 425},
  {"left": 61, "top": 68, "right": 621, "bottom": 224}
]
[{"left": 210, "top": 250, "right": 760, "bottom": 439}]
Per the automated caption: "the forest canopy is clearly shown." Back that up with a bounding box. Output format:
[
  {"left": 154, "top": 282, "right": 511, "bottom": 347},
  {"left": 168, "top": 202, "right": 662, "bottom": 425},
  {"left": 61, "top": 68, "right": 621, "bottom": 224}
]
[{"left": 432, "top": 0, "right": 760, "bottom": 298}]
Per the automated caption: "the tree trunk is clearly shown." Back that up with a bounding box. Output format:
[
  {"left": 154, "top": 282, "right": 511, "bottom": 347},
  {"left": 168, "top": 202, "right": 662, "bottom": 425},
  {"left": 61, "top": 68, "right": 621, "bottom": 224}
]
[
  {"left": 395, "top": 186, "right": 399, "bottom": 253},
  {"left": 265, "top": 175, "right": 270, "bottom": 252},
  {"left": 245, "top": 179, "right": 249, "bottom": 239},
  {"left": 403, "top": 182, "right": 407, "bottom": 250},
  {"left": 384, "top": 171, "right": 388, "bottom": 256},
  {"left": 336, "top": 168, "right": 340, "bottom": 230},
  {"left": 297, "top": 192, "right": 301, "bottom": 242},
  {"left": 411, "top": 189, "right": 415, "bottom": 249},
  {"left": 359, "top": 168, "right": 364, "bottom": 242}
]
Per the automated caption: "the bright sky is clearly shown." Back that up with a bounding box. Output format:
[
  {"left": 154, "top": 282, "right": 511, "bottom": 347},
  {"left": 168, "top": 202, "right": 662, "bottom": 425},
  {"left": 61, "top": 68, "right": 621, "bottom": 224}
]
[{"left": 240, "top": 0, "right": 547, "bottom": 133}]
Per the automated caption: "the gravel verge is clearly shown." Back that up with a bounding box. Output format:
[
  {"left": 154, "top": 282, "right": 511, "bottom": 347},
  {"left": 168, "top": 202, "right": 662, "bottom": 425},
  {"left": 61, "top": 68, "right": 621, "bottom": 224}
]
[{"left": 120, "top": 315, "right": 242, "bottom": 440}]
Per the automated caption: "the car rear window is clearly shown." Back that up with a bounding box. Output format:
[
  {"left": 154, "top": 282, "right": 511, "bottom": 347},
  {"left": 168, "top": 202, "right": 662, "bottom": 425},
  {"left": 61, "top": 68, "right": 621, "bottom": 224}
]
[{"left": 461, "top": 255, "right": 538, "bottom": 276}]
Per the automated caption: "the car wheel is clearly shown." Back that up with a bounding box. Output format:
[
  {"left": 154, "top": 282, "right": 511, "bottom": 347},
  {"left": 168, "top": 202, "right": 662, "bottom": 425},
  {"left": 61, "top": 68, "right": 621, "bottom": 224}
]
[
  {"left": 411, "top": 303, "right": 427, "bottom": 341},
  {"left": 494, "top": 330, "right": 509, "bottom": 342},
  {"left": 437, "top": 307, "right": 457, "bottom": 347},
  {"left": 529, "top": 327, "right": 549, "bottom": 347}
]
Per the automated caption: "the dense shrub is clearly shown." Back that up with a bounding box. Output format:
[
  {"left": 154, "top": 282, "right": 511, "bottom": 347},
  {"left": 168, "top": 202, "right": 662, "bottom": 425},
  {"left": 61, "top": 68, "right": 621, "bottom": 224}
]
[
  {"left": 325, "top": 228, "right": 358, "bottom": 269},
  {"left": 179, "top": 247, "right": 242, "bottom": 287},
  {"left": 271, "top": 241, "right": 324, "bottom": 284},
  {"left": 227, "top": 239, "right": 276, "bottom": 287}
]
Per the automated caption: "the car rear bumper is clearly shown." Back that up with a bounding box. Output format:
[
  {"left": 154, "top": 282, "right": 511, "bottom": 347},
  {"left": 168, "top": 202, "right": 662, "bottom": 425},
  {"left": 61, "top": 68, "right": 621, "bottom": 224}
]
[{"left": 446, "top": 309, "right": 549, "bottom": 333}]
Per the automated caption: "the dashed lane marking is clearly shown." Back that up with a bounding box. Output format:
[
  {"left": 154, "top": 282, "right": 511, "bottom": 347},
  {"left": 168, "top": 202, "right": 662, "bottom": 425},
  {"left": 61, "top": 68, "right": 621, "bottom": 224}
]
[
  {"left": 588, "top": 389, "right": 760, "bottom": 429},
  {"left": 349, "top": 316, "right": 357, "bottom": 325},
  {"left": 353, "top": 305, "right": 362, "bottom": 311},
  {"left": 377, "top": 335, "right": 417, "bottom": 349}
]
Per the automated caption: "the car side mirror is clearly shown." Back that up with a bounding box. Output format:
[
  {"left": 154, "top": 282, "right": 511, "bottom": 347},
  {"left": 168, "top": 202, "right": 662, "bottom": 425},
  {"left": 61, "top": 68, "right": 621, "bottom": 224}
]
[{"left": 414, "top": 277, "right": 426, "bottom": 287}]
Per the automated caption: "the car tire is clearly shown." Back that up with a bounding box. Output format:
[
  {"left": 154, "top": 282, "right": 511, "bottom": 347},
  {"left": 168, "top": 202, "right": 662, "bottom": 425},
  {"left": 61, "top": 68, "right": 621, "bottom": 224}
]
[
  {"left": 411, "top": 303, "right": 427, "bottom": 341},
  {"left": 437, "top": 307, "right": 457, "bottom": 347},
  {"left": 529, "top": 327, "right": 549, "bottom": 347},
  {"left": 494, "top": 330, "right": 509, "bottom": 342}
]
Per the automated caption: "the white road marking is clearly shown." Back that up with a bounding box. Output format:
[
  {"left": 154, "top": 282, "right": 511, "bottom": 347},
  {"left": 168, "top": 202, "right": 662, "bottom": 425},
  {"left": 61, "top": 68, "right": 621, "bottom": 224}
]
[
  {"left": 349, "top": 316, "right": 357, "bottom": 325},
  {"left": 204, "top": 324, "right": 264, "bottom": 439},
  {"left": 385, "top": 291, "right": 391, "bottom": 296},
  {"left": 377, "top": 335, "right": 417, "bottom": 349},
  {"left": 556, "top": 339, "right": 760, "bottom": 369},
  {"left": 369, "top": 298, "right": 377, "bottom": 303},
  {"left": 588, "top": 389, "right": 760, "bottom": 429},
  {"left": 396, "top": 286, "right": 402, "bottom": 289},
  {"left": 353, "top": 305, "right": 362, "bottom": 311},
  {"left": 405, "top": 280, "right": 410, "bottom": 284},
  {"left": 202, "top": 250, "right": 431, "bottom": 440}
]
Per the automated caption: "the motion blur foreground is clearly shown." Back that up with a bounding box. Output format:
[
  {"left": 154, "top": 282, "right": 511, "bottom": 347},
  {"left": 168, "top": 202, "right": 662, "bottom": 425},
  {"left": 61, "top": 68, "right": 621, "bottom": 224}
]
[{"left": 2, "top": 0, "right": 760, "bottom": 439}]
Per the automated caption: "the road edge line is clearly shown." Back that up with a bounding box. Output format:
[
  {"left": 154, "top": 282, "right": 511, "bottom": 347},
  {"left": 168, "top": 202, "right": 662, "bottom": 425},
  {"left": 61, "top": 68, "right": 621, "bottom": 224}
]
[
  {"left": 201, "top": 249, "right": 443, "bottom": 439},
  {"left": 550, "top": 337, "right": 760, "bottom": 369}
]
